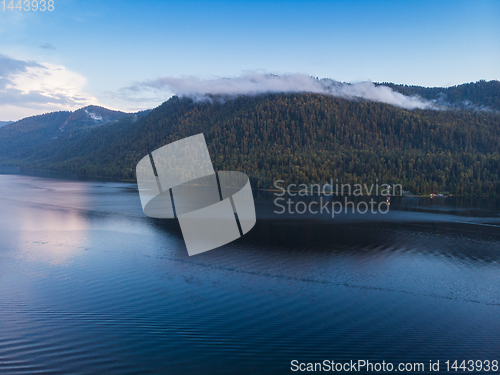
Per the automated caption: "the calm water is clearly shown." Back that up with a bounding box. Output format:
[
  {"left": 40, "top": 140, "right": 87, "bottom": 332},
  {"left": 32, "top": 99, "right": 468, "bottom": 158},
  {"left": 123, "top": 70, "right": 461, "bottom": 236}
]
[{"left": 0, "top": 173, "right": 499, "bottom": 374}]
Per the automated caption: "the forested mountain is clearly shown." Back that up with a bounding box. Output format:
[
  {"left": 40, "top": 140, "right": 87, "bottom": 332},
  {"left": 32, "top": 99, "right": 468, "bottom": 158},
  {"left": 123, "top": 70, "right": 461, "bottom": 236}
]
[
  {"left": 0, "top": 121, "right": 12, "bottom": 128},
  {"left": 1, "top": 82, "right": 499, "bottom": 196},
  {"left": 0, "top": 106, "right": 130, "bottom": 160},
  {"left": 382, "top": 80, "right": 500, "bottom": 112}
]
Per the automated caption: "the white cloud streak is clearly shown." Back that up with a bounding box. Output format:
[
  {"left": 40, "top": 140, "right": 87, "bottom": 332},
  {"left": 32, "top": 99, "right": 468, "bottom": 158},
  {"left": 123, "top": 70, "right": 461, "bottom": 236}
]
[
  {"left": 0, "top": 54, "right": 98, "bottom": 120},
  {"left": 123, "top": 72, "right": 438, "bottom": 110}
]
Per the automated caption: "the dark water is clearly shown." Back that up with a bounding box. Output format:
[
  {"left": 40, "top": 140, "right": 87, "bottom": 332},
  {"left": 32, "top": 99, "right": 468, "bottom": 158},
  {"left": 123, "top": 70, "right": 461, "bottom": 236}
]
[{"left": 0, "top": 174, "right": 499, "bottom": 374}]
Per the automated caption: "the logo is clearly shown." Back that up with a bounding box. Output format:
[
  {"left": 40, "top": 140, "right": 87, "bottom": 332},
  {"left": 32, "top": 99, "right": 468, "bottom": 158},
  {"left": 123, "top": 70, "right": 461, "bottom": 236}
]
[{"left": 136, "top": 134, "right": 256, "bottom": 256}]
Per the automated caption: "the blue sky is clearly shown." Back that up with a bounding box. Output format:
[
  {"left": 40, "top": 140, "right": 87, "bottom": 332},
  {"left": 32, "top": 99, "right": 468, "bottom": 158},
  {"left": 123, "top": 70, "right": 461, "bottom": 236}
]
[{"left": 1, "top": 0, "right": 499, "bottom": 120}]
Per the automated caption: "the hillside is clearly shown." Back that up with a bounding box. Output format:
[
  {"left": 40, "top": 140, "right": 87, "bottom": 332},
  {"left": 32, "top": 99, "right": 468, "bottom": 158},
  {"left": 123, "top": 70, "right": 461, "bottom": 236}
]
[
  {"left": 0, "top": 106, "right": 130, "bottom": 161},
  {"left": 382, "top": 80, "right": 500, "bottom": 112},
  {"left": 1, "top": 82, "right": 499, "bottom": 196}
]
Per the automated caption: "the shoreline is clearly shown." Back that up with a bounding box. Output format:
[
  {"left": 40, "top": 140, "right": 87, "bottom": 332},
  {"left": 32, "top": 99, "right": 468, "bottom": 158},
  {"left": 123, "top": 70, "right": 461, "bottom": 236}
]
[{"left": 0, "top": 165, "right": 496, "bottom": 197}]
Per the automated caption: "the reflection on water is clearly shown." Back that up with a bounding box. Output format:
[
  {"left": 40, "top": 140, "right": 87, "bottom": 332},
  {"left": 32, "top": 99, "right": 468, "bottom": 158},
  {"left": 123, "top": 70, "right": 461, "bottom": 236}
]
[
  {"left": 0, "top": 174, "right": 499, "bottom": 374},
  {"left": 1, "top": 182, "right": 90, "bottom": 266}
]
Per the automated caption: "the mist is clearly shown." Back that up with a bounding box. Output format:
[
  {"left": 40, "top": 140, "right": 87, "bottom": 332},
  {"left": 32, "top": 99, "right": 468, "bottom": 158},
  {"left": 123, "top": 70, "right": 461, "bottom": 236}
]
[{"left": 126, "top": 73, "right": 439, "bottom": 110}]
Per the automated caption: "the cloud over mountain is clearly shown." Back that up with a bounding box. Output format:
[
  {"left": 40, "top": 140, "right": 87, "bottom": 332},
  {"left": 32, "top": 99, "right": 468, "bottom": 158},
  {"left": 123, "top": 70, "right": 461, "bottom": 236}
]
[{"left": 123, "top": 72, "right": 437, "bottom": 110}]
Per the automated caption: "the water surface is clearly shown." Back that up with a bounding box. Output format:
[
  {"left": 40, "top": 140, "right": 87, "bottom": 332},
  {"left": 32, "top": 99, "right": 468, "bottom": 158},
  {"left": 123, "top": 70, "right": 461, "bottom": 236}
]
[{"left": 0, "top": 174, "right": 499, "bottom": 374}]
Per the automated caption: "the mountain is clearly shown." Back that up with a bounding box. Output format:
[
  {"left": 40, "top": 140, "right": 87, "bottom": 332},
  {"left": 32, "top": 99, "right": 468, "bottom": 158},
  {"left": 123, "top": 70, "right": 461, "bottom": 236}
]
[
  {"left": 0, "top": 121, "right": 12, "bottom": 128},
  {"left": 60, "top": 106, "right": 131, "bottom": 131},
  {"left": 0, "top": 106, "right": 130, "bottom": 161},
  {"left": 380, "top": 80, "right": 500, "bottom": 112},
  {"left": 0, "top": 81, "right": 499, "bottom": 196}
]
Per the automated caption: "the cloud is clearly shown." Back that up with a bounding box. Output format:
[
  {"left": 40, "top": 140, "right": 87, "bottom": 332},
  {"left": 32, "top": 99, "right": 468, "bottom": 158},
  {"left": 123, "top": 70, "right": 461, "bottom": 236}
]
[
  {"left": 0, "top": 54, "right": 42, "bottom": 89},
  {"left": 0, "top": 54, "right": 98, "bottom": 120},
  {"left": 123, "top": 72, "right": 438, "bottom": 110},
  {"left": 40, "top": 43, "right": 56, "bottom": 50},
  {"left": 325, "top": 80, "right": 437, "bottom": 110}
]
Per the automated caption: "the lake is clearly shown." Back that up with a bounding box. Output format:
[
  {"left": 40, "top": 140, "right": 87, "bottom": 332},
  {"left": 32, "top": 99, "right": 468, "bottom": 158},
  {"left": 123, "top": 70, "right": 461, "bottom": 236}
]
[{"left": 0, "top": 173, "right": 499, "bottom": 374}]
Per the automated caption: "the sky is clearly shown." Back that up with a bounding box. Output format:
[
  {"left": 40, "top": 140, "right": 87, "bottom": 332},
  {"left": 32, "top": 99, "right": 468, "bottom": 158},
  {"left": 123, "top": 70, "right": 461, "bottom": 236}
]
[{"left": 0, "top": 0, "right": 499, "bottom": 121}]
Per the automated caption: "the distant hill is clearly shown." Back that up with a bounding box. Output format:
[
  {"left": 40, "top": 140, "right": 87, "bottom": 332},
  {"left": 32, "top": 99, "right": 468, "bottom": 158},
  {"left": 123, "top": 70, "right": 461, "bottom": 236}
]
[
  {"left": 380, "top": 80, "right": 500, "bottom": 112},
  {"left": 0, "top": 121, "right": 12, "bottom": 128},
  {"left": 0, "top": 81, "right": 499, "bottom": 196},
  {"left": 60, "top": 106, "right": 131, "bottom": 131},
  {"left": 0, "top": 106, "right": 130, "bottom": 160}
]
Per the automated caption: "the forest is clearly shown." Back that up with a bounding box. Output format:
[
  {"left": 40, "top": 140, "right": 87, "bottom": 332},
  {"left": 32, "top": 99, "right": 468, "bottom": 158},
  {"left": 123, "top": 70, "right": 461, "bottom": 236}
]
[{"left": 1, "top": 81, "right": 499, "bottom": 196}]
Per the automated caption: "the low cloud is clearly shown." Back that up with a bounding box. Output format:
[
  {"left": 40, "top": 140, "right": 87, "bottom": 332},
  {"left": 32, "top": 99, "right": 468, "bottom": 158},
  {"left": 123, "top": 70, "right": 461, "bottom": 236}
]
[
  {"left": 0, "top": 54, "right": 97, "bottom": 120},
  {"left": 123, "top": 72, "right": 438, "bottom": 110},
  {"left": 325, "top": 81, "right": 437, "bottom": 110}
]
